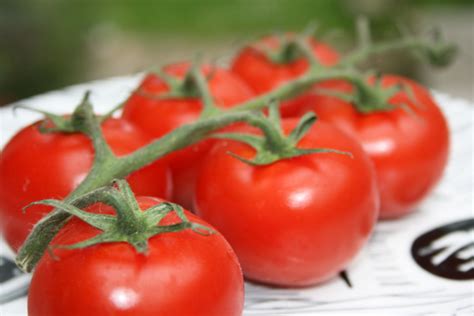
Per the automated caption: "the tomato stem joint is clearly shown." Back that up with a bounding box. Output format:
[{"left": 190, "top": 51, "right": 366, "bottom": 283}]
[
  {"left": 213, "top": 103, "right": 351, "bottom": 166},
  {"left": 22, "top": 179, "right": 212, "bottom": 257}
]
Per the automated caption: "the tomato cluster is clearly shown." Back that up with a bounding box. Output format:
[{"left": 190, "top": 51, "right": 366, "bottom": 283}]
[{"left": 0, "top": 33, "right": 449, "bottom": 315}]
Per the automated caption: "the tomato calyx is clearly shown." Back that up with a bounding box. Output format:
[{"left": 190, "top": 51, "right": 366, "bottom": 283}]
[
  {"left": 253, "top": 35, "right": 301, "bottom": 65},
  {"left": 349, "top": 73, "right": 403, "bottom": 113},
  {"left": 214, "top": 104, "right": 350, "bottom": 166},
  {"left": 137, "top": 69, "right": 199, "bottom": 99},
  {"left": 136, "top": 63, "right": 222, "bottom": 118},
  {"left": 13, "top": 92, "right": 113, "bottom": 134},
  {"left": 23, "top": 179, "right": 212, "bottom": 254},
  {"left": 13, "top": 106, "right": 76, "bottom": 134},
  {"left": 417, "top": 28, "right": 457, "bottom": 68},
  {"left": 252, "top": 32, "right": 324, "bottom": 69},
  {"left": 315, "top": 72, "right": 417, "bottom": 114}
]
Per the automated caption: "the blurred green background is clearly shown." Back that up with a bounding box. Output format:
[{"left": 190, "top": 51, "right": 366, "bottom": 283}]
[{"left": 1, "top": 0, "right": 472, "bottom": 105}]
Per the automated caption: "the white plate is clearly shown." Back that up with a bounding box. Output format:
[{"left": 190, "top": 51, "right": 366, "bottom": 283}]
[{"left": 0, "top": 75, "right": 473, "bottom": 315}]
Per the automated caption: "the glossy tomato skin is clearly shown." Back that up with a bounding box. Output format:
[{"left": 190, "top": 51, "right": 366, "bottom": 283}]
[
  {"left": 28, "top": 196, "right": 244, "bottom": 316},
  {"left": 194, "top": 120, "right": 379, "bottom": 286},
  {"left": 283, "top": 75, "right": 449, "bottom": 218},
  {"left": 231, "top": 36, "right": 339, "bottom": 95},
  {"left": 0, "top": 119, "right": 171, "bottom": 252},
  {"left": 122, "top": 63, "right": 254, "bottom": 210}
]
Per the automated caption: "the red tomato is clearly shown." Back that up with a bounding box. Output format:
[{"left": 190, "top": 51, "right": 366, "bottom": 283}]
[
  {"left": 283, "top": 75, "right": 449, "bottom": 218},
  {"left": 0, "top": 118, "right": 171, "bottom": 251},
  {"left": 194, "top": 120, "right": 379, "bottom": 286},
  {"left": 28, "top": 196, "right": 244, "bottom": 316},
  {"left": 231, "top": 35, "right": 339, "bottom": 94},
  {"left": 122, "top": 62, "right": 254, "bottom": 210}
]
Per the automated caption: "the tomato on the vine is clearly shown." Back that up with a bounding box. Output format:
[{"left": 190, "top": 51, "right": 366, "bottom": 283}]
[
  {"left": 231, "top": 35, "right": 340, "bottom": 94},
  {"left": 122, "top": 62, "right": 254, "bottom": 209},
  {"left": 283, "top": 75, "right": 449, "bottom": 218},
  {"left": 28, "top": 196, "right": 244, "bottom": 316},
  {"left": 0, "top": 118, "right": 171, "bottom": 251},
  {"left": 194, "top": 119, "right": 379, "bottom": 286}
]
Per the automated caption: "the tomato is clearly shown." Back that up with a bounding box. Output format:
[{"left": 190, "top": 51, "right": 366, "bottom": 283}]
[
  {"left": 231, "top": 35, "right": 339, "bottom": 95},
  {"left": 283, "top": 75, "right": 449, "bottom": 218},
  {"left": 122, "top": 62, "right": 254, "bottom": 210},
  {"left": 28, "top": 196, "right": 244, "bottom": 316},
  {"left": 194, "top": 119, "right": 379, "bottom": 286},
  {"left": 0, "top": 118, "right": 171, "bottom": 251}
]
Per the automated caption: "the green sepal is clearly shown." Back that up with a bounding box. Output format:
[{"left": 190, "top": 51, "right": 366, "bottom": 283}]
[
  {"left": 153, "top": 68, "right": 185, "bottom": 90},
  {"left": 418, "top": 28, "right": 457, "bottom": 68},
  {"left": 69, "top": 91, "right": 98, "bottom": 132},
  {"left": 225, "top": 150, "right": 279, "bottom": 167},
  {"left": 253, "top": 37, "right": 300, "bottom": 65},
  {"left": 213, "top": 103, "right": 351, "bottom": 166},
  {"left": 143, "top": 203, "right": 175, "bottom": 227},
  {"left": 135, "top": 83, "right": 201, "bottom": 100},
  {"left": 114, "top": 179, "right": 141, "bottom": 215},
  {"left": 26, "top": 180, "right": 214, "bottom": 256},
  {"left": 13, "top": 91, "right": 113, "bottom": 135},
  {"left": 253, "top": 31, "right": 321, "bottom": 68},
  {"left": 135, "top": 68, "right": 199, "bottom": 101},
  {"left": 140, "top": 63, "right": 221, "bottom": 118},
  {"left": 53, "top": 231, "right": 122, "bottom": 251},
  {"left": 287, "top": 112, "right": 317, "bottom": 145},
  {"left": 23, "top": 199, "right": 115, "bottom": 231},
  {"left": 317, "top": 72, "right": 420, "bottom": 115},
  {"left": 295, "top": 148, "right": 353, "bottom": 159},
  {"left": 13, "top": 105, "right": 76, "bottom": 134}
]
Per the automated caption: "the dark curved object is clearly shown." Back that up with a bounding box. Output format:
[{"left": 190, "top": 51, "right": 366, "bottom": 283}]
[{"left": 411, "top": 218, "right": 474, "bottom": 280}]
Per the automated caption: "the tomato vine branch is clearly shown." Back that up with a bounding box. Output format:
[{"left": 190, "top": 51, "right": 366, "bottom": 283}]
[
  {"left": 341, "top": 34, "right": 457, "bottom": 68},
  {"left": 15, "top": 28, "right": 455, "bottom": 272}
]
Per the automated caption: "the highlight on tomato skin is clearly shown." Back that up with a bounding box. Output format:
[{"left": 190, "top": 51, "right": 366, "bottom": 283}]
[
  {"left": 280, "top": 75, "right": 450, "bottom": 219},
  {"left": 231, "top": 34, "right": 340, "bottom": 95},
  {"left": 194, "top": 119, "right": 379, "bottom": 287},
  {"left": 0, "top": 118, "right": 172, "bottom": 252},
  {"left": 122, "top": 62, "right": 255, "bottom": 211},
  {"left": 28, "top": 196, "right": 245, "bottom": 316}
]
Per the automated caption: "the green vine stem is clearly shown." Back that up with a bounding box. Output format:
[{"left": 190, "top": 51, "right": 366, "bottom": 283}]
[
  {"left": 16, "top": 109, "right": 260, "bottom": 272},
  {"left": 23, "top": 180, "right": 211, "bottom": 253},
  {"left": 15, "top": 29, "right": 455, "bottom": 272},
  {"left": 292, "top": 37, "right": 322, "bottom": 69},
  {"left": 341, "top": 33, "right": 457, "bottom": 68},
  {"left": 186, "top": 63, "right": 222, "bottom": 118}
]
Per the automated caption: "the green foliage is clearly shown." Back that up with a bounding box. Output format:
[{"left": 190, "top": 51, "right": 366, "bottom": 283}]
[{"left": 0, "top": 0, "right": 470, "bottom": 104}]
